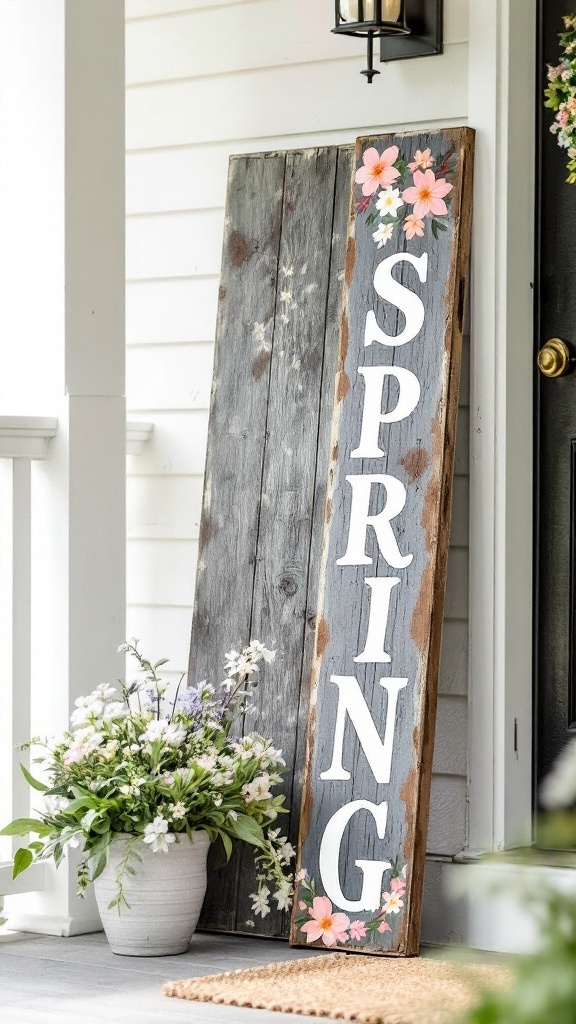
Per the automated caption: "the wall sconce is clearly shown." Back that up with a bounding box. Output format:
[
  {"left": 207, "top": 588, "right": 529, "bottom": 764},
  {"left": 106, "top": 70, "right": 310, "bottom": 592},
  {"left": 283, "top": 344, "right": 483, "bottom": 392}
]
[{"left": 333, "top": 0, "right": 443, "bottom": 83}]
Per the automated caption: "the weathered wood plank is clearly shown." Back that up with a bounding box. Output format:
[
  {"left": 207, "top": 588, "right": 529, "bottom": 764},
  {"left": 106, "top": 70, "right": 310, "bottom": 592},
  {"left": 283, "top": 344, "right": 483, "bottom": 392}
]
[
  {"left": 291, "top": 128, "right": 475, "bottom": 955},
  {"left": 234, "top": 147, "right": 355, "bottom": 935},
  {"left": 189, "top": 151, "right": 286, "bottom": 930},
  {"left": 190, "top": 146, "right": 354, "bottom": 936}
]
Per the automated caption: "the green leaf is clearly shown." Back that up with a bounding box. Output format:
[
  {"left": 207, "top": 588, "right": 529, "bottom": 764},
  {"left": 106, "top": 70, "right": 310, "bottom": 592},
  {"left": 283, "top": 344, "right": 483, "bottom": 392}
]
[
  {"left": 231, "top": 814, "right": 266, "bottom": 849},
  {"left": 219, "top": 831, "right": 233, "bottom": 862},
  {"left": 0, "top": 818, "right": 51, "bottom": 837},
  {"left": 20, "top": 763, "right": 48, "bottom": 792},
  {"left": 12, "top": 847, "right": 33, "bottom": 878},
  {"left": 89, "top": 852, "right": 109, "bottom": 882}
]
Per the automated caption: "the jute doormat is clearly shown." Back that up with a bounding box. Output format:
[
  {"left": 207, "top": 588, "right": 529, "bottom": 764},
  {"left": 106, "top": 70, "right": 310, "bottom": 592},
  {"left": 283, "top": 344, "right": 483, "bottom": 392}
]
[{"left": 163, "top": 952, "right": 512, "bottom": 1023}]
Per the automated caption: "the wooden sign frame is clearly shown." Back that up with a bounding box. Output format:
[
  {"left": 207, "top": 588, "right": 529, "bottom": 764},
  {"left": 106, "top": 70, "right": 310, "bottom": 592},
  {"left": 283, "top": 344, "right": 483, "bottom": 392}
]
[{"left": 290, "top": 128, "right": 475, "bottom": 955}]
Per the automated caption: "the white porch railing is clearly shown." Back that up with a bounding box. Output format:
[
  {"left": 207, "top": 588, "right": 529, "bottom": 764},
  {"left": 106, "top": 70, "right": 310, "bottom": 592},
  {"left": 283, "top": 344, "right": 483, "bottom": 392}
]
[
  {"left": 0, "top": 417, "right": 153, "bottom": 919},
  {"left": 0, "top": 418, "right": 58, "bottom": 910}
]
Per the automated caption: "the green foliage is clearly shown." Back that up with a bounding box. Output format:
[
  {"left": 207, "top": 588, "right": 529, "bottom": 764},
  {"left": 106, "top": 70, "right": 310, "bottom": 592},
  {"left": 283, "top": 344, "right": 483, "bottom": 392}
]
[
  {"left": 0, "top": 639, "right": 294, "bottom": 920},
  {"left": 463, "top": 889, "right": 576, "bottom": 1024}
]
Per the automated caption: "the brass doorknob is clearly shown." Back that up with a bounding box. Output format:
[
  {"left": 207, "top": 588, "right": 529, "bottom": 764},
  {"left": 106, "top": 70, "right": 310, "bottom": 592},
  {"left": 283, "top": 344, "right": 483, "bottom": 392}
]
[{"left": 537, "top": 338, "right": 574, "bottom": 378}]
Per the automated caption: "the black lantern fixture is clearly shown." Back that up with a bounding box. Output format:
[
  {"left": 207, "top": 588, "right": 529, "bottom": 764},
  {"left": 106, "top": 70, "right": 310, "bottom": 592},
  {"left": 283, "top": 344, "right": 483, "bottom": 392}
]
[{"left": 333, "top": 0, "right": 443, "bottom": 84}]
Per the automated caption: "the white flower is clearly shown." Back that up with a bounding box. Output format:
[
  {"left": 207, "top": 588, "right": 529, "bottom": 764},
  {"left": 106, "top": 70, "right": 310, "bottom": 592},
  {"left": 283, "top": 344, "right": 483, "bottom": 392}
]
[
  {"left": 540, "top": 737, "right": 576, "bottom": 808},
  {"left": 296, "top": 868, "right": 307, "bottom": 882},
  {"left": 279, "top": 841, "right": 295, "bottom": 865},
  {"left": 142, "top": 816, "right": 176, "bottom": 854},
  {"left": 70, "top": 697, "right": 104, "bottom": 728},
  {"left": 372, "top": 222, "right": 394, "bottom": 249},
  {"left": 62, "top": 833, "right": 81, "bottom": 855},
  {"left": 141, "top": 719, "right": 186, "bottom": 747},
  {"left": 250, "top": 887, "right": 271, "bottom": 918},
  {"left": 375, "top": 187, "right": 403, "bottom": 218},
  {"left": 101, "top": 701, "right": 127, "bottom": 721},
  {"left": 93, "top": 683, "right": 117, "bottom": 700},
  {"left": 247, "top": 641, "right": 276, "bottom": 664},
  {"left": 242, "top": 775, "right": 272, "bottom": 804},
  {"left": 273, "top": 879, "right": 293, "bottom": 911},
  {"left": 171, "top": 802, "right": 186, "bottom": 820},
  {"left": 213, "top": 795, "right": 222, "bottom": 807},
  {"left": 44, "top": 795, "right": 69, "bottom": 814}
]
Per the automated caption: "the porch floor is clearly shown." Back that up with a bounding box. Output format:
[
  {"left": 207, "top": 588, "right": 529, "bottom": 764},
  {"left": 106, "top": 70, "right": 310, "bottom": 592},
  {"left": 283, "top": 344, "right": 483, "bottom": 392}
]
[{"left": 0, "top": 929, "right": 507, "bottom": 1024}]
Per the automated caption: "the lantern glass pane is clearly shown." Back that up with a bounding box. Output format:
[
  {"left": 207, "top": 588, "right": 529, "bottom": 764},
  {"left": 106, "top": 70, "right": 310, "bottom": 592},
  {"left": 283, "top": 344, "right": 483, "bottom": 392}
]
[{"left": 339, "top": 0, "right": 401, "bottom": 23}]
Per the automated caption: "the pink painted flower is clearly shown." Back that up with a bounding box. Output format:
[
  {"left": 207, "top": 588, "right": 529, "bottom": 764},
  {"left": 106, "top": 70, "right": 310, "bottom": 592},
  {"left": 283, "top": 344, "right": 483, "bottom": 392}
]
[
  {"left": 381, "top": 891, "right": 404, "bottom": 915},
  {"left": 378, "top": 920, "right": 392, "bottom": 933},
  {"left": 390, "top": 877, "right": 406, "bottom": 893},
  {"left": 402, "top": 169, "right": 453, "bottom": 219},
  {"left": 300, "top": 896, "right": 350, "bottom": 947},
  {"left": 408, "top": 148, "right": 435, "bottom": 172},
  {"left": 349, "top": 919, "right": 367, "bottom": 941},
  {"left": 355, "top": 146, "right": 400, "bottom": 196},
  {"left": 402, "top": 214, "right": 425, "bottom": 240},
  {"left": 298, "top": 901, "right": 307, "bottom": 910}
]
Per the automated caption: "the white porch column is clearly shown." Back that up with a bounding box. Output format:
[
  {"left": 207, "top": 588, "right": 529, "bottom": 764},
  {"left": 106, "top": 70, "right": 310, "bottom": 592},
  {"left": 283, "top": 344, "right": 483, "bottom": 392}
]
[
  {"left": 466, "top": 0, "right": 535, "bottom": 854},
  {"left": 0, "top": 0, "right": 125, "bottom": 935}
]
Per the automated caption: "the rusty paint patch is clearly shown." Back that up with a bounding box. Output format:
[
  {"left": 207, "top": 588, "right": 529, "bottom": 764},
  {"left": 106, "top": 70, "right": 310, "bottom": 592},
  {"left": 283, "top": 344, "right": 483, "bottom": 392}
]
[
  {"left": 339, "top": 312, "right": 349, "bottom": 369},
  {"left": 344, "top": 235, "right": 356, "bottom": 289},
  {"left": 297, "top": 704, "right": 316, "bottom": 847},
  {"left": 316, "top": 617, "right": 330, "bottom": 658},
  {"left": 228, "top": 230, "right": 251, "bottom": 267},
  {"left": 252, "top": 349, "right": 270, "bottom": 381},
  {"left": 400, "top": 766, "right": 418, "bottom": 863},
  {"left": 410, "top": 556, "right": 433, "bottom": 655},
  {"left": 199, "top": 514, "right": 217, "bottom": 551},
  {"left": 400, "top": 446, "right": 431, "bottom": 484},
  {"left": 337, "top": 370, "right": 350, "bottom": 403},
  {"left": 325, "top": 497, "right": 332, "bottom": 524},
  {"left": 332, "top": 442, "right": 339, "bottom": 462},
  {"left": 218, "top": 284, "right": 227, "bottom": 302}
]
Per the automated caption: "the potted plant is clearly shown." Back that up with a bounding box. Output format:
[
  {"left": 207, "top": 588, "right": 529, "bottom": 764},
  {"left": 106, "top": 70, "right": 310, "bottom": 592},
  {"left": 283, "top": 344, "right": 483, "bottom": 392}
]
[{"left": 1, "top": 639, "right": 294, "bottom": 956}]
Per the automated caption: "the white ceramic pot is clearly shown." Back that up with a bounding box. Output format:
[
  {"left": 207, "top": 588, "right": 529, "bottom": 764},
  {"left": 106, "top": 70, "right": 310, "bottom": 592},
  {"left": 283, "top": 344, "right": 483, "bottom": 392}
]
[{"left": 94, "top": 830, "right": 210, "bottom": 956}]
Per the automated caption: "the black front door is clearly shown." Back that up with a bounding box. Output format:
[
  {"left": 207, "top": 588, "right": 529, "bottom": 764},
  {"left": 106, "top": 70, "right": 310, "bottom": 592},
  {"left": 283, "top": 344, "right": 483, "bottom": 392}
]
[{"left": 535, "top": 1, "right": 576, "bottom": 793}]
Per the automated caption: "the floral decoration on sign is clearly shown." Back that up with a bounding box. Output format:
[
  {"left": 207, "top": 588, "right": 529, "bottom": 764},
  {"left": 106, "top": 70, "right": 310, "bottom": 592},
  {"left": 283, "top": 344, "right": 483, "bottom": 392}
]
[
  {"left": 355, "top": 143, "right": 458, "bottom": 249},
  {"left": 545, "top": 14, "right": 576, "bottom": 183},
  {"left": 294, "top": 861, "right": 407, "bottom": 947}
]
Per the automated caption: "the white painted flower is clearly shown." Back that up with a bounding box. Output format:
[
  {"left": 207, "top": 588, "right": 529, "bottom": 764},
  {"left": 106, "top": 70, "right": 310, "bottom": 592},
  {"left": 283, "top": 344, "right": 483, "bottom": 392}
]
[
  {"left": 375, "top": 187, "right": 403, "bottom": 218},
  {"left": 296, "top": 868, "right": 308, "bottom": 882},
  {"left": 171, "top": 802, "right": 186, "bottom": 820},
  {"left": 250, "top": 887, "right": 271, "bottom": 918},
  {"left": 142, "top": 816, "right": 176, "bottom": 854},
  {"left": 372, "top": 222, "right": 394, "bottom": 249},
  {"left": 213, "top": 794, "right": 223, "bottom": 807}
]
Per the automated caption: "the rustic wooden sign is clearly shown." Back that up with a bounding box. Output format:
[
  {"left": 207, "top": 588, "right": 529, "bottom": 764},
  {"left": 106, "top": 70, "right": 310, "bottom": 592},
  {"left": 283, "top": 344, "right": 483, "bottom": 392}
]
[
  {"left": 290, "top": 128, "right": 474, "bottom": 955},
  {"left": 190, "top": 145, "right": 354, "bottom": 936}
]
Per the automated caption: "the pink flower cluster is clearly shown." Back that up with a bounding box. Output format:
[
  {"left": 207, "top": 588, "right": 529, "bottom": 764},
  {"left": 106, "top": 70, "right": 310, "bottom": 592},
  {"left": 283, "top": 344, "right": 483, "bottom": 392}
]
[
  {"left": 355, "top": 145, "right": 453, "bottom": 246},
  {"left": 300, "top": 871, "right": 407, "bottom": 947}
]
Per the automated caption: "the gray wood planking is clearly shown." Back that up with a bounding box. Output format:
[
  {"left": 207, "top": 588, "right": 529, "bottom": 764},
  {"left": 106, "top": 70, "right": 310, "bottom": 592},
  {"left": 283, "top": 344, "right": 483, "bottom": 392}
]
[
  {"left": 189, "top": 145, "right": 354, "bottom": 936},
  {"left": 292, "top": 129, "right": 475, "bottom": 955}
]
